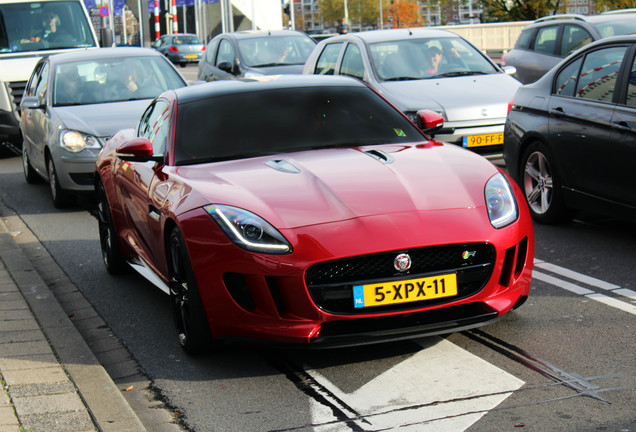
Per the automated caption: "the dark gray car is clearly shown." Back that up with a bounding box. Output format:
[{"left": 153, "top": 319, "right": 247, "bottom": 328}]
[
  {"left": 197, "top": 30, "right": 316, "bottom": 81},
  {"left": 502, "top": 9, "right": 636, "bottom": 84},
  {"left": 19, "top": 47, "right": 187, "bottom": 207}
]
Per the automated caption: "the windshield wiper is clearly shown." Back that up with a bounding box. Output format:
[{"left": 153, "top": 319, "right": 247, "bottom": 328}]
[
  {"left": 383, "top": 76, "right": 422, "bottom": 81},
  {"left": 435, "top": 71, "right": 491, "bottom": 78}
]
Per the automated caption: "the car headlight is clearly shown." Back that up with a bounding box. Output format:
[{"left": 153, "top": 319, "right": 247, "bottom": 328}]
[
  {"left": 204, "top": 204, "right": 292, "bottom": 254},
  {"left": 60, "top": 130, "right": 101, "bottom": 153},
  {"left": 485, "top": 173, "right": 518, "bottom": 229}
]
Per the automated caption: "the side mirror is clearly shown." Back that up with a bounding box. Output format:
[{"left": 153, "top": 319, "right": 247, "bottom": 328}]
[
  {"left": 501, "top": 65, "right": 517, "bottom": 76},
  {"left": 20, "top": 96, "right": 44, "bottom": 110},
  {"left": 116, "top": 137, "right": 164, "bottom": 163},
  {"left": 217, "top": 61, "right": 234, "bottom": 74},
  {"left": 415, "top": 110, "right": 444, "bottom": 135}
]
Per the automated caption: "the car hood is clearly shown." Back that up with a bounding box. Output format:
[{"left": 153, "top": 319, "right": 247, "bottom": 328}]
[
  {"left": 376, "top": 74, "right": 521, "bottom": 122},
  {"left": 54, "top": 100, "right": 151, "bottom": 138},
  {"left": 171, "top": 143, "right": 499, "bottom": 229}
]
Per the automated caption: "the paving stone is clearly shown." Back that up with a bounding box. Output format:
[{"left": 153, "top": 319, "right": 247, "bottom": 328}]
[
  {"left": 0, "top": 318, "right": 39, "bottom": 332},
  {"left": 0, "top": 330, "right": 44, "bottom": 344},
  {"left": 8, "top": 381, "right": 76, "bottom": 398},
  {"left": 0, "top": 300, "right": 28, "bottom": 311},
  {"left": 0, "top": 406, "right": 19, "bottom": 429},
  {"left": 12, "top": 392, "right": 85, "bottom": 416},
  {"left": 3, "top": 366, "right": 68, "bottom": 386},
  {"left": 0, "top": 353, "right": 59, "bottom": 371},
  {"left": 0, "top": 340, "right": 52, "bottom": 357},
  {"left": 20, "top": 410, "right": 96, "bottom": 432},
  {"left": 0, "top": 292, "right": 22, "bottom": 301}
]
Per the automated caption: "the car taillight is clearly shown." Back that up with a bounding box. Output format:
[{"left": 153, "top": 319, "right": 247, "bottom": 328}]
[
  {"left": 501, "top": 53, "right": 507, "bottom": 66},
  {"left": 507, "top": 97, "right": 514, "bottom": 114},
  {"left": 201, "top": 46, "right": 206, "bottom": 51},
  {"left": 169, "top": 46, "right": 179, "bottom": 53}
]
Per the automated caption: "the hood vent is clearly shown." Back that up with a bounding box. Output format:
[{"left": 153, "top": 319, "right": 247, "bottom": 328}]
[
  {"left": 364, "top": 149, "right": 394, "bottom": 164},
  {"left": 265, "top": 159, "right": 300, "bottom": 174}
]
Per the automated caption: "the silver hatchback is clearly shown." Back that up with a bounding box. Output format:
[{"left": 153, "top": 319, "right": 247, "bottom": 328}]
[
  {"left": 20, "top": 47, "right": 187, "bottom": 207},
  {"left": 303, "top": 28, "right": 520, "bottom": 158}
]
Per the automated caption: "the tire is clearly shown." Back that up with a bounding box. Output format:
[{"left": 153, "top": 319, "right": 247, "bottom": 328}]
[
  {"left": 47, "top": 158, "right": 71, "bottom": 208},
  {"left": 22, "top": 145, "right": 40, "bottom": 184},
  {"left": 168, "top": 227, "right": 213, "bottom": 355},
  {"left": 519, "top": 142, "right": 569, "bottom": 224},
  {"left": 96, "top": 182, "right": 128, "bottom": 274}
]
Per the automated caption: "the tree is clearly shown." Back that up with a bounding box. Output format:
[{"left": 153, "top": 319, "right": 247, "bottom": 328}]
[
  {"left": 478, "top": 0, "right": 567, "bottom": 21},
  {"left": 387, "top": 0, "right": 423, "bottom": 28},
  {"left": 592, "top": 0, "right": 636, "bottom": 11},
  {"left": 317, "top": 0, "right": 391, "bottom": 28}
]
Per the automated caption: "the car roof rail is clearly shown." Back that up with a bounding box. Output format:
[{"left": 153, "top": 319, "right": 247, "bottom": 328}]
[
  {"left": 601, "top": 8, "right": 636, "bottom": 14},
  {"left": 534, "top": 14, "right": 588, "bottom": 23}
]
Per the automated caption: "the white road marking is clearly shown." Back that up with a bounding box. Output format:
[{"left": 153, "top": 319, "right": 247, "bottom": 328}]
[
  {"left": 309, "top": 337, "right": 524, "bottom": 431},
  {"left": 533, "top": 260, "right": 636, "bottom": 316}
]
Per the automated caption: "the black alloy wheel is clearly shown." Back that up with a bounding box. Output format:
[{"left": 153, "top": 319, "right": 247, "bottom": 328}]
[
  {"left": 96, "top": 182, "right": 127, "bottom": 274},
  {"left": 520, "top": 141, "right": 569, "bottom": 224},
  {"left": 47, "top": 158, "right": 70, "bottom": 208},
  {"left": 22, "top": 145, "right": 40, "bottom": 184},
  {"left": 168, "top": 227, "right": 212, "bottom": 355}
]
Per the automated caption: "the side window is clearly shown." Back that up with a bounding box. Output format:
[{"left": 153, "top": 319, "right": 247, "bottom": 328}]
[
  {"left": 624, "top": 56, "right": 636, "bottom": 107},
  {"left": 340, "top": 43, "right": 364, "bottom": 80},
  {"left": 532, "top": 25, "right": 559, "bottom": 55},
  {"left": 216, "top": 39, "right": 235, "bottom": 66},
  {"left": 315, "top": 43, "right": 343, "bottom": 75},
  {"left": 205, "top": 39, "right": 219, "bottom": 63},
  {"left": 35, "top": 62, "right": 49, "bottom": 105},
  {"left": 560, "top": 25, "right": 593, "bottom": 57},
  {"left": 554, "top": 57, "right": 582, "bottom": 97},
  {"left": 138, "top": 99, "right": 170, "bottom": 154},
  {"left": 575, "top": 46, "right": 627, "bottom": 103},
  {"left": 515, "top": 28, "right": 535, "bottom": 49},
  {"left": 26, "top": 62, "right": 45, "bottom": 97}
]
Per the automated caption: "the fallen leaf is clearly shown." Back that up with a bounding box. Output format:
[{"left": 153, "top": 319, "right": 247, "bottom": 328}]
[{"left": 124, "top": 385, "right": 134, "bottom": 391}]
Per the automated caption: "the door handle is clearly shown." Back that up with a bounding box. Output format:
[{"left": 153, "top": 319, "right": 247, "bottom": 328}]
[
  {"left": 549, "top": 107, "right": 565, "bottom": 118},
  {"left": 612, "top": 121, "right": 631, "bottom": 132}
]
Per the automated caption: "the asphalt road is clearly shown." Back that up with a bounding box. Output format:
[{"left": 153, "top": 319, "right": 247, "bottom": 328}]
[{"left": 1, "top": 141, "right": 634, "bottom": 431}]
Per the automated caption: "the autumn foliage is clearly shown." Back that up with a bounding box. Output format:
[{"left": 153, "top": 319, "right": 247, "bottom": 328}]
[{"left": 388, "top": 0, "right": 423, "bottom": 29}]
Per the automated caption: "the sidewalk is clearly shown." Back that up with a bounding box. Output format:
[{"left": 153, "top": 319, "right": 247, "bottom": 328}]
[{"left": 0, "top": 213, "right": 146, "bottom": 431}]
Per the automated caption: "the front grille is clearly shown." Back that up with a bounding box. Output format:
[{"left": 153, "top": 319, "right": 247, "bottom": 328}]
[
  {"left": 305, "top": 243, "right": 495, "bottom": 314},
  {"left": 7, "top": 81, "right": 27, "bottom": 120}
]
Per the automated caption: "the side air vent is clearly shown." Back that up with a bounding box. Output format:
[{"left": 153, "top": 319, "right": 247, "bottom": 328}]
[
  {"left": 364, "top": 149, "right": 394, "bottom": 164},
  {"left": 265, "top": 159, "right": 301, "bottom": 174}
]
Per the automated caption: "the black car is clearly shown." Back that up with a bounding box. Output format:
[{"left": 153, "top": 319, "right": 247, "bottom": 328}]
[
  {"left": 502, "top": 10, "right": 635, "bottom": 84},
  {"left": 503, "top": 35, "right": 636, "bottom": 224},
  {"left": 196, "top": 30, "right": 316, "bottom": 81}
]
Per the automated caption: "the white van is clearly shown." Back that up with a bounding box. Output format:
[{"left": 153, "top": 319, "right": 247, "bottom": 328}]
[{"left": 0, "top": 0, "right": 99, "bottom": 149}]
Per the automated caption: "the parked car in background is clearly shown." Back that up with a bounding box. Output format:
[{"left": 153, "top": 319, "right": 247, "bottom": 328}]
[
  {"left": 197, "top": 30, "right": 316, "bottom": 81},
  {"left": 502, "top": 9, "right": 636, "bottom": 84},
  {"left": 303, "top": 28, "right": 520, "bottom": 158},
  {"left": 504, "top": 35, "right": 636, "bottom": 224},
  {"left": 152, "top": 33, "right": 205, "bottom": 67},
  {"left": 95, "top": 75, "right": 533, "bottom": 354},
  {"left": 20, "top": 47, "right": 187, "bottom": 207}
]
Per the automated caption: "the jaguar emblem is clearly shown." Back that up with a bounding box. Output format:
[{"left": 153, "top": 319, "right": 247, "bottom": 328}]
[{"left": 394, "top": 253, "right": 412, "bottom": 272}]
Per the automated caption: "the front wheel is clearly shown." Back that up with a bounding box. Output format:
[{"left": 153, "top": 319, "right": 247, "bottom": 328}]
[
  {"left": 96, "top": 182, "right": 127, "bottom": 274},
  {"left": 48, "top": 158, "right": 71, "bottom": 208},
  {"left": 519, "top": 142, "right": 569, "bottom": 224},
  {"left": 168, "top": 228, "right": 213, "bottom": 355}
]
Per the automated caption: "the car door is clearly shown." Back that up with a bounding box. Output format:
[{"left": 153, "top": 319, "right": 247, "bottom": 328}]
[
  {"left": 338, "top": 42, "right": 365, "bottom": 81},
  {"left": 22, "top": 61, "right": 50, "bottom": 175},
  {"left": 117, "top": 98, "right": 171, "bottom": 268},
  {"left": 207, "top": 37, "right": 237, "bottom": 80},
  {"left": 607, "top": 46, "right": 636, "bottom": 206},
  {"left": 313, "top": 42, "right": 345, "bottom": 75},
  {"left": 549, "top": 44, "right": 628, "bottom": 201}
]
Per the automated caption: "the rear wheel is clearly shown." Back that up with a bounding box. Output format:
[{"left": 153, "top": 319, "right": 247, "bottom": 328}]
[
  {"left": 520, "top": 142, "right": 569, "bottom": 224},
  {"left": 47, "top": 158, "right": 71, "bottom": 208},
  {"left": 96, "top": 182, "right": 127, "bottom": 274},
  {"left": 168, "top": 228, "right": 213, "bottom": 355}
]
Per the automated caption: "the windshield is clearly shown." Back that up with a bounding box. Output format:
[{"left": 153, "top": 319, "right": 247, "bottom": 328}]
[
  {"left": 53, "top": 56, "right": 185, "bottom": 106},
  {"left": 0, "top": 1, "right": 96, "bottom": 53},
  {"left": 174, "top": 86, "right": 423, "bottom": 166},
  {"left": 238, "top": 35, "right": 316, "bottom": 67},
  {"left": 369, "top": 36, "right": 498, "bottom": 81},
  {"left": 174, "top": 35, "right": 201, "bottom": 45},
  {"left": 592, "top": 19, "right": 636, "bottom": 38}
]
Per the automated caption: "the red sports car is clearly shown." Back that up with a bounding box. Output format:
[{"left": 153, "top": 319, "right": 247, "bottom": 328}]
[{"left": 95, "top": 75, "right": 533, "bottom": 354}]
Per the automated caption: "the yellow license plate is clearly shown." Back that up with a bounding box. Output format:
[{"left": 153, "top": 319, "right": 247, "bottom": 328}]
[
  {"left": 462, "top": 133, "right": 504, "bottom": 148},
  {"left": 186, "top": 54, "right": 197, "bottom": 59},
  {"left": 353, "top": 273, "right": 457, "bottom": 309}
]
